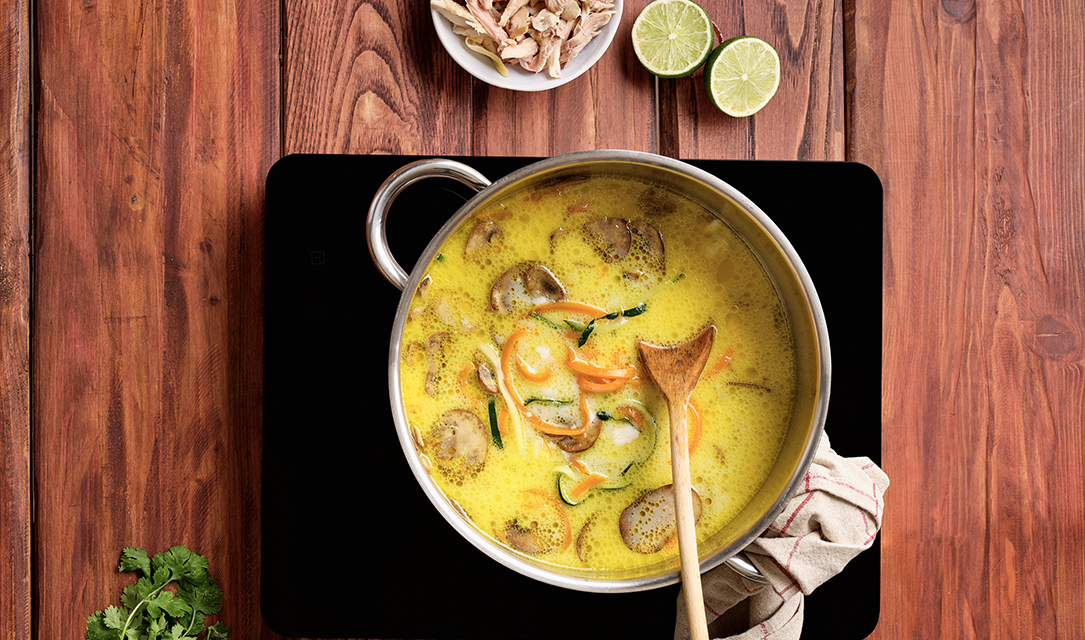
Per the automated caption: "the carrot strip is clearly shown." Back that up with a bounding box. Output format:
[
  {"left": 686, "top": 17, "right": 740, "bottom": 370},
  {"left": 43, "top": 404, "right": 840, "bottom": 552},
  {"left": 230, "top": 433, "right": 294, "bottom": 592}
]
[
  {"left": 617, "top": 404, "right": 645, "bottom": 430},
  {"left": 515, "top": 353, "right": 553, "bottom": 383},
  {"left": 524, "top": 392, "right": 592, "bottom": 436},
  {"left": 531, "top": 301, "right": 608, "bottom": 317},
  {"left": 498, "top": 407, "right": 510, "bottom": 436},
  {"left": 569, "top": 457, "right": 591, "bottom": 475},
  {"left": 500, "top": 329, "right": 532, "bottom": 410},
  {"left": 568, "top": 360, "right": 636, "bottom": 380},
  {"left": 706, "top": 347, "right": 735, "bottom": 377},
  {"left": 565, "top": 346, "right": 636, "bottom": 379},
  {"left": 576, "top": 375, "right": 627, "bottom": 393},
  {"left": 503, "top": 329, "right": 593, "bottom": 437},
  {"left": 457, "top": 362, "right": 477, "bottom": 396},
  {"left": 570, "top": 472, "right": 608, "bottom": 500},
  {"left": 687, "top": 399, "right": 703, "bottom": 454}
]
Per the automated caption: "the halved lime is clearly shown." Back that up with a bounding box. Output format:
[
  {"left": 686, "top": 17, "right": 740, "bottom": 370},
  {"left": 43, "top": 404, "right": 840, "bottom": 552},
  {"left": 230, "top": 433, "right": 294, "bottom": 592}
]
[
  {"left": 631, "top": 0, "right": 715, "bottom": 79},
  {"left": 704, "top": 36, "right": 781, "bottom": 117}
]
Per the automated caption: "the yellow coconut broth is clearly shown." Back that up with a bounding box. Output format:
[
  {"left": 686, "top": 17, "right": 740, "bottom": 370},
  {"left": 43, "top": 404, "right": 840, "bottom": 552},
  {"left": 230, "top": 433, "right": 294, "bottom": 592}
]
[{"left": 398, "top": 173, "right": 796, "bottom": 574}]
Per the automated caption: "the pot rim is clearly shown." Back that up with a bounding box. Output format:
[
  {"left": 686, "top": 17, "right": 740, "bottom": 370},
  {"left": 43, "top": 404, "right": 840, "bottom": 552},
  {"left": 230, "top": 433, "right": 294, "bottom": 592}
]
[{"left": 377, "top": 149, "right": 830, "bottom": 593}]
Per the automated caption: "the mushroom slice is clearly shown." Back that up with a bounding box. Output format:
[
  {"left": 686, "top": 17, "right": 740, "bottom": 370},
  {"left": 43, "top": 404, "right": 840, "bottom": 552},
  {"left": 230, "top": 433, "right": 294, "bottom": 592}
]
[
  {"left": 583, "top": 217, "right": 632, "bottom": 263},
  {"left": 619, "top": 484, "right": 702, "bottom": 554},
  {"left": 476, "top": 359, "right": 499, "bottom": 394},
  {"left": 465, "top": 220, "right": 502, "bottom": 255},
  {"left": 490, "top": 262, "right": 528, "bottom": 314},
  {"left": 629, "top": 220, "right": 666, "bottom": 274},
  {"left": 523, "top": 264, "right": 567, "bottom": 303},
  {"left": 505, "top": 521, "right": 558, "bottom": 554},
  {"left": 430, "top": 409, "right": 489, "bottom": 473},
  {"left": 549, "top": 414, "right": 602, "bottom": 453},
  {"left": 637, "top": 187, "right": 678, "bottom": 217},
  {"left": 424, "top": 332, "right": 448, "bottom": 396}
]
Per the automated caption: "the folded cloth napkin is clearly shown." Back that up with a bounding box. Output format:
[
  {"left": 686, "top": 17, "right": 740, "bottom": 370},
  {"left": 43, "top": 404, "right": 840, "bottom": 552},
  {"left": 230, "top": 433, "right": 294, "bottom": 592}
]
[{"left": 675, "top": 433, "right": 889, "bottom": 640}]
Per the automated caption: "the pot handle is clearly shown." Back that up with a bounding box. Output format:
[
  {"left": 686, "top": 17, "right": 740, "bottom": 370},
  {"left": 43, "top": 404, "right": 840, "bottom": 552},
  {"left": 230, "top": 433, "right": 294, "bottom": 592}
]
[
  {"left": 725, "top": 552, "right": 769, "bottom": 584},
  {"left": 367, "top": 158, "right": 492, "bottom": 291}
]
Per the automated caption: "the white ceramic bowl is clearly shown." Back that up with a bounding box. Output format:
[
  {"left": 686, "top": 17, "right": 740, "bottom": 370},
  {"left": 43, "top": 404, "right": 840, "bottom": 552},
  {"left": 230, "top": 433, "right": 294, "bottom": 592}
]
[{"left": 431, "top": 0, "right": 624, "bottom": 92}]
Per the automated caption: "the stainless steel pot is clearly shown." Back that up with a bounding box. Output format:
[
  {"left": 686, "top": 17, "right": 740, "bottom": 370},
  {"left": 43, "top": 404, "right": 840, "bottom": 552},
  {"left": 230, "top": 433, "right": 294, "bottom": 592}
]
[{"left": 367, "top": 150, "right": 830, "bottom": 593}]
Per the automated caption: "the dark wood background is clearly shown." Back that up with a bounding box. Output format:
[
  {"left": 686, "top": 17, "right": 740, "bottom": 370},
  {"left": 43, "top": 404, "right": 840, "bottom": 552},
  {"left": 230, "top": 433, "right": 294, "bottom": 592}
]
[{"left": 2, "top": 0, "right": 1083, "bottom": 638}]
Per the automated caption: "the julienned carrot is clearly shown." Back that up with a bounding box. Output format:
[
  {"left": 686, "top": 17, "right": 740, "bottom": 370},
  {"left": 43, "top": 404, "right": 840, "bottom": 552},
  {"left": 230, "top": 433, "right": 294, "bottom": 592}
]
[
  {"left": 501, "top": 328, "right": 532, "bottom": 407},
  {"left": 516, "top": 353, "right": 554, "bottom": 383},
  {"left": 617, "top": 404, "right": 645, "bottom": 430},
  {"left": 687, "top": 399, "right": 703, "bottom": 454},
  {"left": 569, "top": 457, "right": 591, "bottom": 475},
  {"left": 576, "top": 376, "right": 627, "bottom": 393},
  {"left": 706, "top": 347, "right": 735, "bottom": 377},
  {"left": 498, "top": 407, "right": 510, "bottom": 436},
  {"left": 570, "top": 472, "right": 608, "bottom": 500},
  {"left": 457, "top": 362, "right": 477, "bottom": 397},
  {"left": 566, "top": 346, "right": 636, "bottom": 378},
  {"left": 501, "top": 329, "right": 595, "bottom": 437},
  {"left": 524, "top": 392, "right": 592, "bottom": 436},
  {"left": 523, "top": 489, "right": 572, "bottom": 550},
  {"left": 531, "top": 301, "right": 608, "bottom": 317}
]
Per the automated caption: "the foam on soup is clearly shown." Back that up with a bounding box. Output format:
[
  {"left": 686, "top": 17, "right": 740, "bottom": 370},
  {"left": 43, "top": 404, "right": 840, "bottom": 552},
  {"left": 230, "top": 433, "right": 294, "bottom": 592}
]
[{"left": 398, "top": 173, "right": 796, "bottom": 574}]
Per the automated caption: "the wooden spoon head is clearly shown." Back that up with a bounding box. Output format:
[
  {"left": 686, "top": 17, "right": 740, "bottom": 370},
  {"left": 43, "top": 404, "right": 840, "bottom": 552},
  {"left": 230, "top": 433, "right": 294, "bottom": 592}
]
[{"left": 637, "top": 325, "right": 717, "bottom": 402}]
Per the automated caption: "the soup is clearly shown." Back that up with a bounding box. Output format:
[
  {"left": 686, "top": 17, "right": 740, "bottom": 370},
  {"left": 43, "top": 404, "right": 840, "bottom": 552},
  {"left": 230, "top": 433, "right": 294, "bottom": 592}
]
[{"left": 398, "top": 173, "right": 796, "bottom": 574}]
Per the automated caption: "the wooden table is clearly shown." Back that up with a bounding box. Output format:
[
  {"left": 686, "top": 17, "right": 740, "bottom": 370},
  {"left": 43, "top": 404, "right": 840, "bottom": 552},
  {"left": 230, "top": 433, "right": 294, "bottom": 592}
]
[{"left": 2, "top": 0, "right": 1083, "bottom": 638}]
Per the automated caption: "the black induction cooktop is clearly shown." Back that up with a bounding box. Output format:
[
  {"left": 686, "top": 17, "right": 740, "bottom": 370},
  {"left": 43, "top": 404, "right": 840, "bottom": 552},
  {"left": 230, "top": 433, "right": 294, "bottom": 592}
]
[{"left": 262, "top": 154, "right": 883, "bottom": 639}]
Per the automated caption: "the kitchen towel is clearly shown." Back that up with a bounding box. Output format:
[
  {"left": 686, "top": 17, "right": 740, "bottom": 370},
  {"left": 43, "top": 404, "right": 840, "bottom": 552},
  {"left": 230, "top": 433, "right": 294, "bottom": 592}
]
[{"left": 674, "top": 433, "right": 889, "bottom": 640}]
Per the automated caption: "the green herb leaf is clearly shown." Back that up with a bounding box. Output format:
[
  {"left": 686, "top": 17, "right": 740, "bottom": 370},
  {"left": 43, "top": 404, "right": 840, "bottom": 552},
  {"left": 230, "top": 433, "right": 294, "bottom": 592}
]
[
  {"left": 86, "top": 546, "right": 228, "bottom": 640},
  {"left": 118, "top": 547, "right": 152, "bottom": 578}
]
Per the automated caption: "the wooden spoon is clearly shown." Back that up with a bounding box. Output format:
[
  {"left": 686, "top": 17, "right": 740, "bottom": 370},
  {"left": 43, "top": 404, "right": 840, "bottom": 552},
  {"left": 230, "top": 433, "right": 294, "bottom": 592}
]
[{"left": 638, "top": 325, "right": 716, "bottom": 640}]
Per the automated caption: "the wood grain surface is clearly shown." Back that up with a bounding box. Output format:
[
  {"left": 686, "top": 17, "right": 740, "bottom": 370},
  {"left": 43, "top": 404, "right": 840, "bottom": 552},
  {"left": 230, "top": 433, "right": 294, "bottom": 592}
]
[
  {"left": 1, "top": 0, "right": 31, "bottom": 637},
  {"left": 32, "top": 0, "right": 278, "bottom": 637},
  {"left": 5, "top": 0, "right": 1084, "bottom": 638},
  {"left": 852, "top": 1, "right": 1085, "bottom": 638}
]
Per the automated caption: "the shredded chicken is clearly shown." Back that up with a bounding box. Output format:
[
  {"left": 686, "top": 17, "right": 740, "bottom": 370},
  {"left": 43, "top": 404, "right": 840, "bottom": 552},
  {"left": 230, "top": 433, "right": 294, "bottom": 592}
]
[{"left": 434, "top": 0, "right": 615, "bottom": 79}]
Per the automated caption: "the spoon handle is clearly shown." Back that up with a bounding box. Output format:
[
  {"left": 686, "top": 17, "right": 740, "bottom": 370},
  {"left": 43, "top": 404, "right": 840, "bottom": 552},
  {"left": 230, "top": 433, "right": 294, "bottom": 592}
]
[{"left": 670, "top": 399, "right": 709, "bottom": 640}]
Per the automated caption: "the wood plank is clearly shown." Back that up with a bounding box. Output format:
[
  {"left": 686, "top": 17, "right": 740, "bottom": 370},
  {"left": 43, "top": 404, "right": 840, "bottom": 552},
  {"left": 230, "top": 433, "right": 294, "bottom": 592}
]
[
  {"left": 284, "top": 0, "right": 473, "bottom": 155},
  {"left": 0, "top": 0, "right": 31, "bottom": 637},
  {"left": 471, "top": 2, "right": 656, "bottom": 156},
  {"left": 663, "top": 0, "right": 845, "bottom": 160},
  {"left": 33, "top": 0, "right": 279, "bottom": 637},
  {"left": 850, "top": 0, "right": 1085, "bottom": 638}
]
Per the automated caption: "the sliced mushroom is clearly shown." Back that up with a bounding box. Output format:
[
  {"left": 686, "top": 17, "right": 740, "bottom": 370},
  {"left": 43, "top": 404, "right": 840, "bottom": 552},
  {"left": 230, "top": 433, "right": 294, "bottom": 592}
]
[
  {"left": 583, "top": 217, "right": 632, "bottom": 263},
  {"left": 618, "top": 484, "right": 702, "bottom": 554},
  {"left": 630, "top": 221, "right": 665, "bottom": 269},
  {"left": 637, "top": 187, "right": 678, "bottom": 217},
  {"left": 465, "top": 220, "right": 502, "bottom": 255},
  {"left": 548, "top": 414, "right": 603, "bottom": 453},
  {"left": 424, "top": 332, "right": 448, "bottom": 396},
  {"left": 523, "top": 264, "right": 567, "bottom": 303},
  {"left": 476, "top": 359, "right": 499, "bottom": 394},
  {"left": 505, "top": 521, "right": 558, "bottom": 554},
  {"left": 490, "top": 263, "right": 527, "bottom": 314},
  {"left": 416, "top": 274, "right": 433, "bottom": 298},
  {"left": 430, "top": 409, "right": 489, "bottom": 472},
  {"left": 491, "top": 262, "right": 567, "bottom": 313},
  {"left": 575, "top": 515, "right": 597, "bottom": 563}
]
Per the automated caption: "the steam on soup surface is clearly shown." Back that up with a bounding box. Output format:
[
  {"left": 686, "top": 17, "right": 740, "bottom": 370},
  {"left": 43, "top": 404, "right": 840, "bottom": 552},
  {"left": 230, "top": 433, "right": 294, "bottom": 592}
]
[{"left": 399, "top": 173, "right": 796, "bottom": 574}]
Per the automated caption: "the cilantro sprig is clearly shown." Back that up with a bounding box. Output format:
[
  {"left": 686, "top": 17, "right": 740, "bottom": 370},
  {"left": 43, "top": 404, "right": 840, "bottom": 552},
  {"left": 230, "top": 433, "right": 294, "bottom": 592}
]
[{"left": 85, "top": 545, "right": 230, "bottom": 640}]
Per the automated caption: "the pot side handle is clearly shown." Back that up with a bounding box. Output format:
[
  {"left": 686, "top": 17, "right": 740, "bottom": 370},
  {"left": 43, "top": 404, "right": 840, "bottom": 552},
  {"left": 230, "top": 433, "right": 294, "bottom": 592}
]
[
  {"left": 724, "top": 552, "right": 769, "bottom": 584},
  {"left": 367, "top": 158, "right": 492, "bottom": 291}
]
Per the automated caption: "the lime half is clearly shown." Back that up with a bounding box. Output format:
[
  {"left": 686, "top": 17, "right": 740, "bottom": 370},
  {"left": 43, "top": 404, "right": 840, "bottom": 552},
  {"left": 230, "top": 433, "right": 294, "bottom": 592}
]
[
  {"left": 632, "top": 0, "right": 715, "bottom": 78},
  {"left": 705, "top": 36, "right": 781, "bottom": 117}
]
